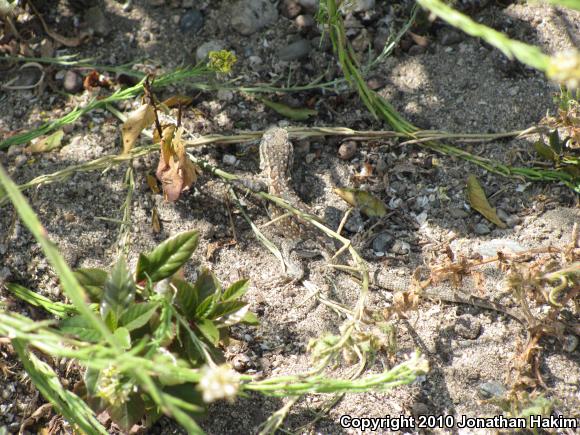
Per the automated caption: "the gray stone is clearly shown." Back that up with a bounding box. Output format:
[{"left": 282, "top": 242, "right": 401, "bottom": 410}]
[
  {"left": 84, "top": 6, "right": 110, "bottom": 36},
  {"left": 344, "top": 210, "right": 364, "bottom": 233},
  {"left": 196, "top": 40, "right": 226, "bottom": 63},
  {"left": 478, "top": 381, "right": 506, "bottom": 399},
  {"left": 474, "top": 223, "right": 491, "bottom": 235},
  {"left": 278, "top": 39, "right": 311, "bottom": 61},
  {"left": 298, "top": 0, "right": 318, "bottom": 14},
  {"left": 231, "top": 0, "right": 278, "bottom": 36},
  {"left": 342, "top": 0, "right": 375, "bottom": 12},
  {"left": 338, "top": 141, "right": 357, "bottom": 160},
  {"left": 281, "top": 0, "right": 302, "bottom": 19},
  {"left": 179, "top": 9, "right": 204, "bottom": 34},
  {"left": 439, "top": 29, "right": 463, "bottom": 46},
  {"left": 14, "top": 155, "right": 27, "bottom": 168},
  {"left": 223, "top": 154, "right": 237, "bottom": 166},
  {"left": 372, "top": 232, "right": 394, "bottom": 253}
]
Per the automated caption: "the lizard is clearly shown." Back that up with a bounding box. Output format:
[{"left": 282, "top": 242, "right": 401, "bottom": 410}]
[{"left": 239, "top": 126, "right": 334, "bottom": 280}]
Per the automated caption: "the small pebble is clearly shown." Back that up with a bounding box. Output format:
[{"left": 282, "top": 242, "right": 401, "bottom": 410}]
[
  {"left": 278, "top": 39, "right": 311, "bottom": 61},
  {"left": 391, "top": 240, "right": 410, "bottom": 255},
  {"left": 344, "top": 210, "right": 364, "bottom": 233},
  {"left": 63, "top": 70, "right": 83, "bottom": 93},
  {"left": 222, "top": 154, "right": 237, "bottom": 166},
  {"left": 304, "top": 153, "right": 316, "bottom": 164},
  {"left": 231, "top": 0, "right": 278, "bottom": 36},
  {"left": 195, "top": 40, "right": 225, "bottom": 63},
  {"left": 563, "top": 335, "right": 578, "bottom": 353},
  {"left": 454, "top": 314, "right": 482, "bottom": 339},
  {"left": 372, "top": 232, "right": 393, "bottom": 254},
  {"left": 179, "top": 9, "right": 204, "bottom": 34},
  {"left": 439, "top": 29, "right": 463, "bottom": 46},
  {"left": 295, "top": 14, "right": 314, "bottom": 31},
  {"left": 298, "top": 0, "right": 318, "bottom": 14},
  {"left": 232, "top": 354, "right": 253, "bottom": 372},
  {"left": 281, "top": 0, "right": 302, "bottom": 18},
  {"left": 14, "top": 155, "right": 27, "bottom": 168},
  {"left": 474, "top": 223, "right": 491, "bottom": 235},
  {"left": 84, "top": 6, "right": 110, "bottom": 36},
  {"left": 366, "top": 77, "right": 385, "bottom": 91},
  {"left": 478, "top": 381, "right": 506, "bottom": 399},
  {"left": 338, "top": 141, "right": 357, "bottom": 160}
]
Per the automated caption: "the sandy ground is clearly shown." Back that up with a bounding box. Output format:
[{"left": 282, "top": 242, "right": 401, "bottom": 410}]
[{"left": 0, "top": 1, "right": 579, "bottom": 433}]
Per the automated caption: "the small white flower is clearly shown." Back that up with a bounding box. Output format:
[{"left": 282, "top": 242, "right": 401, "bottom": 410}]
[{"left": 198, "top": 364, "right": 240, "bottom": 403}]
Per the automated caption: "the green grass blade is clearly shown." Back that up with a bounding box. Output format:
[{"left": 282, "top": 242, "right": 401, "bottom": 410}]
[
  {"left": 12, "top": 339, "right": 108, "bottom": 435},
  {"left": 0, "top": 163, "right": 116, "bottom": 346},
  {"left": 6, "top": 283, "right": 78, "bottom": 317},
  {"left": 417, "top": 0, "right": 551, "bottom": 71}
]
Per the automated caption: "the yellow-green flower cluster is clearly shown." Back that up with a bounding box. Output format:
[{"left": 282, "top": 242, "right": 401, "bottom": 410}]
[
  {"left": 96, "top": 364, "right": 131, "bottom": 405},
  {"left": 207, "top": 50, "right": 238, "bottom": 74}
]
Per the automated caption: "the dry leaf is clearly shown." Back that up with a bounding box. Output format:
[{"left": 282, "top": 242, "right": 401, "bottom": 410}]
[
  {"left": 466, "top": 175, "right": 507, "bottom": 228},
  {"left": 260, "top": 98, "right": 318, "bottom": 121},
  {"left": 155, "top": 126, "right": 199, "bottom": 202},
  {"left": 161, "top": 95, "right": 193, "bottom": 108},
  {"left": 334, "top": 187, "right": 387, "bottom": 217},
  {"left": 146, "top": 174, "right": 160, "bottom": 194},
  {"left": 26, "top": 130, "right": 64, "bottom": 154},
  {"left": 151, "top": 207, "right": 161, "bottom": 233},
  {"left": 122, "top": 104, "right": 155, "bottom": 154}
]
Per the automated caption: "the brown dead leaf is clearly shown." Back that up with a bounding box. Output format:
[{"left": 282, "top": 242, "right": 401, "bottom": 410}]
[
  {"left": 146, "top": 174, "right": 160, "bottom": 194},
  {"left": 83, "top": 70, "right": 110, "bottom": 90},
  {"left": 161, "top": 95, "right": 193, "bottom": 108},
  {"left": 466, "top": 175, "right": 507, "bottom": 228},
  {"left": 122, "top": 104, "right": 155, "bottom": 154},
  {"left": 155, "top": 126, "right": 200, "bottom": 201},
  {"left": 151, "top": 207, "right": 161, "bottom": 233}
]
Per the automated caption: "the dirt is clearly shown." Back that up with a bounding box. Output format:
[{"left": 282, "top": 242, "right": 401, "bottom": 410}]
[{"left": 0, "top": 1, "right": 579, "bottom": 434}]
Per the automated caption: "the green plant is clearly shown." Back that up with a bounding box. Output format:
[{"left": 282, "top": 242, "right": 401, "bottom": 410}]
[{"left": 7, "top": 230, "right": 257, "bottom": 432}]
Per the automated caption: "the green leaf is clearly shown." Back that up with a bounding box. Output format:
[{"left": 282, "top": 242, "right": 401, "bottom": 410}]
[
  {"left": 548, "top": 129, "right": 562, "bottom": 153},
  {"left": 119, "top": 302, "right": 159, "bottom": 331},
  {"left": 108, "top": 393, "right": 146, "bottom": 432},
  {"left": 6, "top": 283, "right": 77, "bottom": 317},
  {"left": 214, "top": 304, "right": 249, "bottom": 327},
  {"left": 74, "top": 268, "right": 108, "bottom": 302},
  {"left": 174, "top": 279, "right": 199, "bottom": 319},
  {"left": 534, "top": 140, "right": 558, "bottom": 162},
  {"left": 260, "top": 98, "right": 318, "bottom": 121},
  {"left": 194, "top": 268, "right": 221, "bottom": 302},
  {"left": 136, "top": 230, "right": 199, "bottom": 282},
  {"left": 114, "top": 327, "right": 131, "bottom": 350},
  {"left": 209, "top": 300, "right": 247, "bottom": 320},
  {"left": 60, "top": 315, "right": 102, "bottom": 342},
  {"left": 163, "top": 384, "right": 206, "bottom": 418},
  {"left": 12, "top": 340, "right": 108, "bottom": 435},
  {"left": 101, "top": 258, "right": 135, "bottom": 321},
  {"left": 241, "top": 311, "right": 259, "bottom": 325},
  {"left": 195, "top": 295, "right": 216, "bottom": 320},
  {"left": 466, "top": 175, "right": 507, "bottom": 229},
  {"left": 222, "top": 279, "right": 249, "bottom": 301},
  {"left": 196, "top": 319, "right": 219, "bottom": 345}
]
